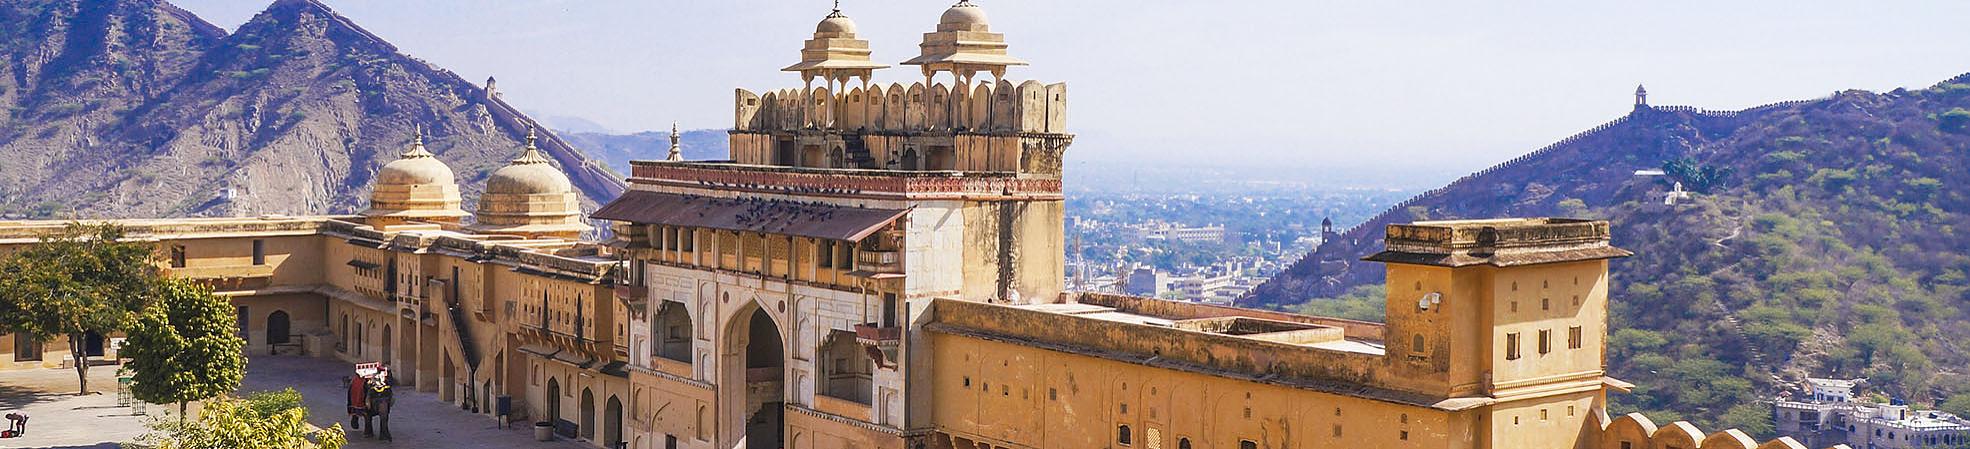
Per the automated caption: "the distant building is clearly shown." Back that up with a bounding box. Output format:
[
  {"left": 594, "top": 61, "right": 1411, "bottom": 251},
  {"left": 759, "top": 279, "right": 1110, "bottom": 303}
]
[
  {"left": 1124, "top": 267, "right": 1167, "bottom": 297},
  {"left": 1774, "top": 377, "right": 1969, "bottom": 448},
  {"left": 1132, "top": 221, "right": 1227, "bottom": 243}
]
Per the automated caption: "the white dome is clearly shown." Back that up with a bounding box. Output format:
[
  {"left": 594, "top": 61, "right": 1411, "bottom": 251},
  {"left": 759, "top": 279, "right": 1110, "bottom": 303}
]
[
  {"left": 817, "top": 13, "right": 857, "bottom": 34},
  {"left": 940, "top": 1, "right": 988, "bottom": 28},
  {"left": 377, "top": 156, "right": 456, "bottom": 186},
  {"left": 485, "top": 162, "right": 573, "bottom": 195}
]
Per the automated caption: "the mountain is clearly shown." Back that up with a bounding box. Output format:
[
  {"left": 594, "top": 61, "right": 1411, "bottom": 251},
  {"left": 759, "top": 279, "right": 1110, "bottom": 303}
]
[
  {"left": 561, "top": 128, "right": 730, "bottom": 174},
  {"left": 0, "top": 0, "right": 623, "bottom": 219},
  {"left": 1247, "top": 74, "right": 1970, "bottom": 433}
]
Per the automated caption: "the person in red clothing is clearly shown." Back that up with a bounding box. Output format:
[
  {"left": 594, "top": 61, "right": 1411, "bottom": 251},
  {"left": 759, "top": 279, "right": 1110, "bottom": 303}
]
[{"left": 344, "top": 374, "right": 368, "bottom": 432}]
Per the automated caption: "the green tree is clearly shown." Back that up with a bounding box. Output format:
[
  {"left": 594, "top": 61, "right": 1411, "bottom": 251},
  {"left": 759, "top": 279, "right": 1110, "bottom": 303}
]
[
  {"left": 0, "top": 223, "right": 161, "bottom": 394},
  {"left": 123, "top": 279, "right": 247, "bottom": 422},
  {"left": 1717, "top": 402, "right": 1775, "bottom": 440},
  {"left": 138, "top": 391, "right": 347, "bottom": 449},
  {"left": 1941, "top": 392, "right": 1970, "bottom": 419}
]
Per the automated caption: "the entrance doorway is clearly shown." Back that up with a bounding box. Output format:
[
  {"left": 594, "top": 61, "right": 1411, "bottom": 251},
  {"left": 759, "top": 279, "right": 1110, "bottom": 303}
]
[
  {"left": 83, "top": 331, "right": 105, "bottom": 357},
  {"left": 742, "top": 308, "right": 784, "bottom": 449},
  {"left": 547, "top": 377, "right": 565, "bottom": 436},
  {"left": 605, "top": 395, "right": 624, "bottom": 448},
  {"left": 580, "top": 388, "right": 596, "bottom": 441},
  {"left": 267, "top": 311, "right": 291, "bottom": 345}
]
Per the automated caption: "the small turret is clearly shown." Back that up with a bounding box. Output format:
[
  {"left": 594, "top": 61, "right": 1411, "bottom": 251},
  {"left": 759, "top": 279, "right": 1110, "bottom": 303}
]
[
  {"left": 667, "top": 122, "right": 684, "bottom": 162},
  {"left": 1634, "top": 84, "right": 1648, "bottom": 107},
  {"left": 486, "top": 76, "right": 501, "bottom": 99}
]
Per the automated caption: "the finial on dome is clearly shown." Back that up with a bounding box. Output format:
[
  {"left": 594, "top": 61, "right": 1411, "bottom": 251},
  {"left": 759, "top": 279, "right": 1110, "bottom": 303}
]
[
  {"left": 402, "top": 125, "right": 435, "bottom": 158},
  {"left": 511, "top": 124, "right": 551, "bottom": 165}
]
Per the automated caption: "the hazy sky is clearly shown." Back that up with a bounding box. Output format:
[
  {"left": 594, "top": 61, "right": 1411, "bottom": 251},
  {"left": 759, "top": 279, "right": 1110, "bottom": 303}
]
[{"left": 174, "top": 0, "right": 1970, "bottom": 175}]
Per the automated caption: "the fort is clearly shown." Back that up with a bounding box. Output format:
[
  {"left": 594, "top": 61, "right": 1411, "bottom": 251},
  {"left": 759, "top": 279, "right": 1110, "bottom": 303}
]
[{"left": 0, "top": 2, "right": 1937, "bottom": 449}]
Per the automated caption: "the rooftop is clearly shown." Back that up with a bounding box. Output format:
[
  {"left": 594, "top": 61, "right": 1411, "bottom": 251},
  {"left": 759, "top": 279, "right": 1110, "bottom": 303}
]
[{"left": 1367, "top": 218, "right": 1632, "bottom": 267}]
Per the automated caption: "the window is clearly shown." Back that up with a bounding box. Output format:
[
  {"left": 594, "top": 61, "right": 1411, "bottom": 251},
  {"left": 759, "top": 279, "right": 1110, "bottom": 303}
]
[
  {"left": 819, "top": 240, "right": 835, "bottom": 268},
  {"left": 667, "top": 435, "right": 679, "bottom": 449},
  {"left": 1540, "top": 409, "right": 1549, "bottom": 421},
  {"left": 1568, "top": 326, "right": 1583, "bottom": 349},
  {"left": 1541, "top": 297, "right": 1550, "bottom": 311},
  {"left": 13, "top": 333, "right": 42, "bottom": 361},
  {"left": 681, "top": 228, "right": 695, "bottom": 252},
  {"left": 1505, "top": 333, "right": 1521, "bottom": 360},
  {"left": 1049, "top": 388, "right": 1058, "bottom": 401},
  {"left": 837, "top": 242, "right": 853, "bottom": 269},
  {"left": 1400, "top": 431, "right": 1408, "bottom": 440},
  {"left": 882, "top": 293, "right": 899, "bottom": 327},
  {"left": 1538, "top": 329, "right": 1552, "bottom": 355},
  {"left": 1239, "top": 440, "right": 1256, "bottom": 449},
  {"left": 251, "top": 239, "right": 266, "bottom": 265},
  {"left": 236, "top": 306, "right": 249, "bottom": 343},
  {"left": 1509, "top": 301, "right": 1518, "bottom": 313},
  {"left": 1411, "top": 334, "right": 1425, "bottom": 353},
  {"left": 1118, "top": 425, "right": 1132, "bottom": 446},
  {"left": 1621, "top": 442, "right": 1632, "bottom": 449},
  {"left": 170, "top": 245, "right": 187, "bottom": 268},
  {"left": 1178, "top": 438, "right": 1191, "bottom": 449},
  {"left": 1332, "top": 424, "right": 1342, "bottom": 438}
]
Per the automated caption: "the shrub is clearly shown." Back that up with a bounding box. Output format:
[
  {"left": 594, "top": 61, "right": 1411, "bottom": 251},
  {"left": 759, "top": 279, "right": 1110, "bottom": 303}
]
[{"left": 1940, "top": 108, "right": 1970, "bottom": 133}]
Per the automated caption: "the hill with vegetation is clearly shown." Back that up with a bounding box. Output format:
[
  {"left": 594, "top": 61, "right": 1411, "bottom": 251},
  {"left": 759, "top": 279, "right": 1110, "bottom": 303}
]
[
  {"left": 0, "top": 0, "right": 622, "bottom": 219},
  {"left": 1247, "top": 75, "right": 1970, "bottom": 435}
]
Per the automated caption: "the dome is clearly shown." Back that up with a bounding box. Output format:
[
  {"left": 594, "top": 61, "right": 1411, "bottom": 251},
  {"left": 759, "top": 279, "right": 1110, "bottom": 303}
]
[
  {"left": 817, "top": 11, "right": 857, "bottom": 34},
  {"left": 364, "top": 131, "right": 469, "bottom": 224},
  {"left": 377, "top": 156, "right": 456, "bottom": 186},
  {"left": 940, "top": 1, "right": 988, "bottom": 28},
  {"left": 486, "top": 162, "right": 573, "bottom": 195},
  {"left": 469, "top": 126, "right": 589, "bottom": 239}
]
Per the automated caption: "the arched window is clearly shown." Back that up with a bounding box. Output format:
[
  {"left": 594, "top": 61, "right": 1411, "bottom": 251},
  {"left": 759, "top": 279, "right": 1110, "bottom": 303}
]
[
  {"left": 1118, "top": 425, "right": 1132, "bottom": 446},
  {"left": 1411, "top": 334, "right": 1425, "bottom": 353},
  {"left": 1178, "top": 438, "right": 1191, "bottom": 449},
  {"left": 818, "top": 330, "right": 873, "bottom": 405},
  {"left": 655, "top": 301, "right": 692, "bottom": 363}
]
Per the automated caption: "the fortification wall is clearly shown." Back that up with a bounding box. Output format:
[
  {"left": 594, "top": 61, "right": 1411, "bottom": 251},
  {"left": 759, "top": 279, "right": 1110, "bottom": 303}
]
[{"left": 734, "top": 80, "right": 1067, "bottom": 135}]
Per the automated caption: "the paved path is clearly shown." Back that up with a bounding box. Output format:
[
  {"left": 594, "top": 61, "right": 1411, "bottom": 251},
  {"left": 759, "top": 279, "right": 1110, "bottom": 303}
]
[
  {"left": 0, "top": 356, "right": 595, "bottom": 449},
  {"left": 240, "top": 355, "right": 592, "bottom": 448},
  {"left": 0, "top": 364, "right": 150, "bottom": 449}
]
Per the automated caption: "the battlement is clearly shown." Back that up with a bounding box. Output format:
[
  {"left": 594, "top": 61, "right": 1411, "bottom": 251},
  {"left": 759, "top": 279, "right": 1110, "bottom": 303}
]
[
  {"left": 1369, "top": 218, "right": 1630, "bottom": 267},
  {"left": 735, "top": 80, "right": 1066, "bottom": 136},
  {"left": 627, "top": 160, "right": 1062, "bottom": 200}
]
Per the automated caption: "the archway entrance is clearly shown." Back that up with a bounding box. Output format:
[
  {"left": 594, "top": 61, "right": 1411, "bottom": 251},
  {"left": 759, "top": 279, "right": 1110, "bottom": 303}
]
[
  {"left": 547, "top": 377, "right": 564, "bottom": 436},
  {"left": 380, "top": 325, "right": 393, "bottom": 363},
  {"left": 741, "top": 308, "right": 784, "bottom": 449},
  {"left": 83, "top": 331, "right": 105, "bottom": 357},
  {"left": 580, "top": 388, "right": 596, "bottom": 441},
  {"left": 267, "top": 311, "right": 291, "bottom": 346},
  {"left": 605, "top": 395, "right": 624, "bottom": 448}
]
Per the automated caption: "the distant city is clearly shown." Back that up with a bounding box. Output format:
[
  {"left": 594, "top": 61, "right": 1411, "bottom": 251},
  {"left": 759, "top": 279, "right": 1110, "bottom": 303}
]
[{"left": 1058, "top": 163, "right": 1422, "bottom": 304}]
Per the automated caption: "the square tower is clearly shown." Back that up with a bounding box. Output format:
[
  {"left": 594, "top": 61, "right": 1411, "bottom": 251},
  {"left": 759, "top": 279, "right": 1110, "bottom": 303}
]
[{"left": 1367, "top": 219, "right": 1630, "bottom": 447}]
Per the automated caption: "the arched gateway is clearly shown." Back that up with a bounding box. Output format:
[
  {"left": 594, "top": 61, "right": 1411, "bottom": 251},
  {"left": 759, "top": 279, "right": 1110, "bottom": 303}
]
[{"left": 720, "top": 304, "right": 786, "bottom": 449}]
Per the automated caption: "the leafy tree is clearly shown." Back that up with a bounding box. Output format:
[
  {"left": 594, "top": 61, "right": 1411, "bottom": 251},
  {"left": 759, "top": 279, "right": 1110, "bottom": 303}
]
[
  {"left": 0, "top": 223, "right": 161, "bottom": 394},
  {"left": 1941, "top": 393, "right": 1970, "bottom": 420},
  {"left": 1940, "top": 107, "right": 1970, "bottom": 133},
  {"left": 137, "top": 391, "right": 347, "bottom": 449},
  {"left": 124, "top": 279, "right": 247, "bottom": 422},
  {"left": 1718, "top": 402, "right": 1775, "bottom": 440}
]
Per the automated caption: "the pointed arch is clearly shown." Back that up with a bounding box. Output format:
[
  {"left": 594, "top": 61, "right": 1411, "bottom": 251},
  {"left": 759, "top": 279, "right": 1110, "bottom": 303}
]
[
  {"left": 1602, "top": 412, "right": 1656, "bottom": 449},
  {"left": 929, "top": 83, "right": 951, "bottom": 130},
  {"left": 885, "top": 83, "right": 907, "bottom": 130},
  {"left": 1652, "top": 421, "right": 1702, "bottom": 449},
  {"left": 905, "top": 83, "right": 927, "bottom": 130},
  {"left": 866, "top": 84, "right": 887, "bottom": 131},
  {"left": 970, "top": 83, "right": 993, "bottom": 130},
  {"left": 1698, "top": 429, "right": 1757, "bottom": 449},
  {"left": 843, "top": 87, "right": 866, "bottom": 130}
]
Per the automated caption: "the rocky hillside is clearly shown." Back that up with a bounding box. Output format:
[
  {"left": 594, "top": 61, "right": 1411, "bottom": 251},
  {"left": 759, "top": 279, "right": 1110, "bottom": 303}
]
[
  {"left": 561, "top": 128, "right": 730, "bottom": 174},
  {"left": 1247, "top": 74, "right": 1970, "bottom": 434},
  {"left": 0, "top": 0, "right": 623, "bottom": 219}
]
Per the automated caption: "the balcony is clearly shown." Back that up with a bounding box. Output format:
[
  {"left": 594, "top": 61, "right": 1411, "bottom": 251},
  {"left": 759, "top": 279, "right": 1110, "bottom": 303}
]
[
  {"left": 853, "top": 251, "right": 901, "bottom": 276},
  {"left": 854, "top": 323, "right": 901, "bottom": 367},
  {"left": 614, "top": 283, "right": 648, "bottom": 311}
]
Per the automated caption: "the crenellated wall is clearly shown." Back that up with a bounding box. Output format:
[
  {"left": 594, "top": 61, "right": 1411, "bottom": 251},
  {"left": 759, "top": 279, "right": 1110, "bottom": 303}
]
[
  {"left": 1597, "top": 411, "right": 1850, "bottom": 449},
  {"left": 734, "top": 80, "right": 1067, "bottom": 135}
]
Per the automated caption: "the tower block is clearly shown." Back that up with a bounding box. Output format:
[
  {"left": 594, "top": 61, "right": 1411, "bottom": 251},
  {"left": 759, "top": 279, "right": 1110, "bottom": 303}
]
[{"left": 1367, "top": 218, "right": 1632, "bottom": 448}]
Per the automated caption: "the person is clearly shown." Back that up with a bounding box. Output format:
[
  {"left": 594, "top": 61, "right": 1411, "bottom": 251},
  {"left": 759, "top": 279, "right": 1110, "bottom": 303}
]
[
  {"left": 344, "top": 374, "right": 368, "bottom": 433},
  {"left": 5, "top": 412, "right": 26, "bottom": 436}
]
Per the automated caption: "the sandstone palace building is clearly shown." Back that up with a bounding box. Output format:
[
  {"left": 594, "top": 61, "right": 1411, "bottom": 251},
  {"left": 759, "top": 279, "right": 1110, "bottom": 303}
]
[{"left": 0, "top": 3, "right": 1880, "bottom": 449}]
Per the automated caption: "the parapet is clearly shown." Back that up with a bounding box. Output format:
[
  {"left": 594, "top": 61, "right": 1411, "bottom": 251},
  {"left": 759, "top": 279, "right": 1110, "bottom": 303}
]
[{"left": 1367, "top": 218, "right": 1631, "bottom": 267}]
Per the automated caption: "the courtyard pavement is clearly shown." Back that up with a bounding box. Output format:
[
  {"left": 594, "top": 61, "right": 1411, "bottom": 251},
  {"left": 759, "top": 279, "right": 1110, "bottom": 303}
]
[{"left": 0, "top": 355, "right": 596, "bottom": 449}]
